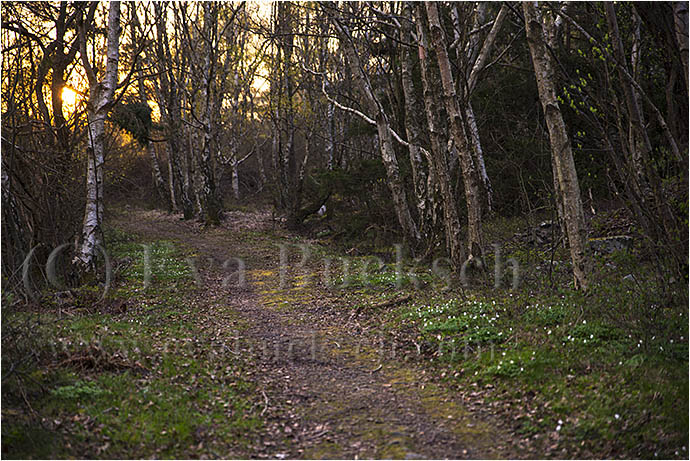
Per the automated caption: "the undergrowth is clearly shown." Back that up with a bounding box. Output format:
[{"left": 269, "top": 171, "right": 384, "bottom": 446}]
[
  {"left": 1, "top": 226, "right": 261, "bottom": 458},
  {"left": 329, "top": 215, "right": 689, "bottom": 459}
]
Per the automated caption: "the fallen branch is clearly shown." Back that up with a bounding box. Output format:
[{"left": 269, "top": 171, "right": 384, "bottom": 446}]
[
  {"left": 260, "top": 390, "right": 269, "bottom": 416},
  {"left": 349, "top": 294, "right": 413, "bottom": 321}
]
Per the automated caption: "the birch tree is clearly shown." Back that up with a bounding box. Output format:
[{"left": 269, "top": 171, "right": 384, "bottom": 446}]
[
  {"left": 131, "top": 4, "right": 168, "bottom": 209},
  {"left": 452, "top": 3, "right": 510, "bottom": 215},
  {"left": 400, "top": 2, "right": 430, "bottom": 240},
  {"left": 153, "top": 2, "right": 194, "bottom": 218},
  {"left": 426, "top": 2, "right": 484, "bottom": 263},
  {"left": 75, "top": 1, "right": 122, "bottom": 269},
  {"left": 604, "top": 3, "right": 655, "bottom": 205},
  {"left": 414, "top": 4, "right": 465, "bottom": 269},
  {"left": 330, "top": 6, "right": 420, "bottom": 246},
  {"left": 523, "top": 1, "right": 589, "bottom": 290},
  {"left": 180, "top": 2, "right": 225, "bottom": 225},
  {"left": 270, "top": 2, "right": 299, "bottom": 226}
]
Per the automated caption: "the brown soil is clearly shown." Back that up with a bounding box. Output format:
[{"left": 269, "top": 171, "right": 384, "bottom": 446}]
[{"left": 112, "top": 207, "right": 524, "bottom": 459}]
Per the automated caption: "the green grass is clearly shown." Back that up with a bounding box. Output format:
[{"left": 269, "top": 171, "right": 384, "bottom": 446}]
[
  {"left": 1, "top": 227, "right": 261, "bottom": 458},
  {"left": 321, "top": 214, "right": 689, "bottom": 459},
  {"left": 380, "top": 277, "right": 688, "bottom": 458},
  {"left": 331, "top": 259, "right": 434, "bottom": 290}
]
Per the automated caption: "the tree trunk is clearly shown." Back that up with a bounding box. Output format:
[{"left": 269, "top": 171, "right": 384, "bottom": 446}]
[
  {"left": 523, "top": 1, "right": 589, "bottom": 290},
  {"left": 674, "top": 2, "right": 689, "bottom": 92},
  {"left": 231, "top": 148, "right": 240, "bottom": 200},
  {"left": 166, "top": 144, "right": 178, "bottom": 211},
  {"left": 401, "top": 2, "right": 429, "bottom": 239},
  {"left": 133, "top": 4, "right": 168, "bottom": 210},
  {"left": 426, "top": 2, "right": 484, "bottom": 262},
  {"left": 605, "top": 3, "right": 654, "bottom": 204},
  {"left": 458, "top": 3, "right": 508, "bottom": 216},
  {"left": 75, "top": 1, "right": 121, "bottom": 269},
  {"left": 333, "top": 15, "right": 420, "bottom": 246},
  {"left": 197, "top": 2, "right": 223, "bottom": 225},
  {"left": 415, "top": 4, "right": 465, "bottom": 269},
  {"left": 153, "top": 2, "right": 193, "bottom": 218},
  {"left": 270, "top": 2, "right": 298, "bottom": 218},
  {"left": 464, "top": 103, "right": 493, "bottom": 214},
  {"left": 147, "top": 141, "right": 168, "bottom": 207},
  {"left": 326, "top": 98, "right": 335, "bottom": 170},
  {"left": 605, "top": 3, "right": 679, "bottom": 249}
]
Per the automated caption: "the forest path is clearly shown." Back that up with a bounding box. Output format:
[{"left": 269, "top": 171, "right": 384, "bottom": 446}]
[{"left": 112, "top": 207, "right": 517, "bottom": 459}]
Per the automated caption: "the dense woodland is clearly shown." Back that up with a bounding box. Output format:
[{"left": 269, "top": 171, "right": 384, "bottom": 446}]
[
  {"left": 1, "top": 1, "right": 688, "bottom": 458},
  {"left": 2, "top": 1, "right": 688, "bottom": 290}
]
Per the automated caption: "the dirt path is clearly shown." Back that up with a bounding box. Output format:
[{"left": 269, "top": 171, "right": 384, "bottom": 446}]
[{"left": 112, "top": 208, "right": 519, "bottom": 459}]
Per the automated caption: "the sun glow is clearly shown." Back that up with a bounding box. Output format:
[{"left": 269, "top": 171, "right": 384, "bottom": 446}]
[{"left": 61, "top": 86, "right": 77, "bottom": 108}]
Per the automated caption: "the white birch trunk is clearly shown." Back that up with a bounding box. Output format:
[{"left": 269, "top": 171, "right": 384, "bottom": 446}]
[
  {"left": 166, "top": 144, "right": 178, "bottom": 211},
  {"left": 148, "top": 141, "right": 167, "bottom": 204},
  {"left": 524, "top": 1, "right": 589, "bottom": 290},
  {"left": 334, "top": 19, "right": 420, "bottom": 245},
  {"left": 198, "top": 2, "right": 222, "bottom": 224},
  {"left": 464, "top": 4, "right": 508, "bottom": 215},
  {"left": 231, "top": 145, "right": 240, "bottom": 200},
  {"left": 426, "top": 2, "right": 484, "bottom": 261},
  {"left": 464, "top": 103, "right": 493, "bottom": 213},
  {"left": 415, "top": 4, "right": 465, "bottom": 268},
  {"left": 76, "top": 1, "right": 121, "bottom": 268},
  {"left": 326, "top": 98, "right": 335, "bottom": 171},
  {"left": 401, "top": 2, "right": 429, "bottom": 237}
]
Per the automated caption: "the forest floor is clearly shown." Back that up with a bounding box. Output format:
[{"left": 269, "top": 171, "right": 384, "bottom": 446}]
[{"left": 2, "top": 205, "right": 687, "bottom": 458}]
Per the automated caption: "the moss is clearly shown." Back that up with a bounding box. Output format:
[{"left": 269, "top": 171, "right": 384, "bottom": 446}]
[{"left": 303, "top": 440, "right": 344, "bottom": 459}]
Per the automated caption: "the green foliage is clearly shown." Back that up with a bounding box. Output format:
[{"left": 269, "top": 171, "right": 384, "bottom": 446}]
[
  {"left": 332, "top": 259, "right": 433, "bottom": 290},
  {"left": 112, "top": 102, "right": 153, "bottom": 146},
  {"left": 405, "top": 298, "right": 508, "bottom": 348},
  {"left": 105, "top": 227, "right": 192, "bottom": 288},
  {"left": 51, "top": 380, "right": 109, "bottom": 400},
  {"left": 361, "top": 213, "right": 689, "bottom": 458},
  {"left": 567, "top": 320, "right": 621, "bottom": 346},
  {"left": 522, "top": 302, "right": 568, "bottom": 327}
]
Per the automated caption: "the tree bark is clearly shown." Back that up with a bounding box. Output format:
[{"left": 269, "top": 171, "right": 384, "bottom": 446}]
[
  {"left": 605, "top": 3, "right": 679, "bottom": 248},
  {"left": 332, "top": 12, "right": 420, "bottom": 245},
  {"left": 154, "top": 2, "right": 193, "bottom": 218},
  {"left": 147, "top": 142, "right": 167, "bottom": 206},
  {"left": 464, "top": 103, "right": 493, "bottom": 214},
  {"left": 197, "top": 2, "right": 223, "bottom": 225},
  {"left": 462, "top": 3, "right": 509, "bottom": 215},
  {"left": 415, "top": 4, "right": 465, "bottom": 269},
  {"left": 132, "top": 4, "right": 169, "bottom": 210},
  {"left": 401, "top": 2, "right": 429, "bottom": 239},
  {"left": 426, "top": 2, "right": 484, "bottom": 262},
  {"left": 326, "top": 97, "right": 335, "bottom": 170},
  {"left": 523, "top": 1, "right": 589, "bottom": 290},
  {"left": 166, "top": 144, "right": 178, "bottom": 211},
  {"left": 75, "top": 1, "right": 121, "bottom": 269},
  {"left": 674, "top": 2, "right": 689, "bottom": 92}
]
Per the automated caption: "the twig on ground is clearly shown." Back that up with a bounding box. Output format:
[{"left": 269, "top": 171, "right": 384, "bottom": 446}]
[{"left": 260, "top": 390, "right": 269, "bottom": 416}]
